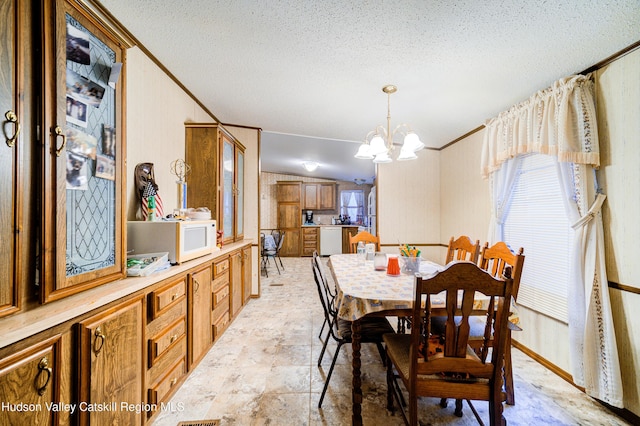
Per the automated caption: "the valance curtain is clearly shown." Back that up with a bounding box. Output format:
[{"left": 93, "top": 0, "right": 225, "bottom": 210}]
[
  {"left": 482, "top": 74, "right": 623, "bottom": 407},
  {"left": 481, "top": 74, "right": 600, "bottom": 179}
]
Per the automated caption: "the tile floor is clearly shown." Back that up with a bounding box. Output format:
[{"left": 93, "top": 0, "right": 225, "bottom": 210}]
[{"left": 152, "top": 257, "right": 630, "bottom": 426}]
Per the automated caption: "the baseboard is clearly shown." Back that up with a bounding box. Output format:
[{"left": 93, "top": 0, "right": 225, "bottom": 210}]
[{"left": 512, "top": 340, "right": 640, "bottom": 425}]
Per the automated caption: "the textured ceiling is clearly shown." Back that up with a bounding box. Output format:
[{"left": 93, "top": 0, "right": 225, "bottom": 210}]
[{"left": 99, "top": 0, "right": 640, "bottom": 183}]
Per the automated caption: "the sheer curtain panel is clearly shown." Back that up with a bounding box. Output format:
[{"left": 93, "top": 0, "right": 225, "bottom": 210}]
[{"left": 481, "top": 74, "right": 623, "bottom": 407}]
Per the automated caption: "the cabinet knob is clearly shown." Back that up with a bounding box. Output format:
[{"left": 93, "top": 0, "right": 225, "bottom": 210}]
[
  {"left": 53, "top": 126, "right": 66, "bottom": 157},
  {"left": 36, "top": 357, "right": 52, "bottom": 396},
  {"left": 93, "top": 326, "right": 106, "bottom": 355},
  {"left": 3, "top": 110, "right": 20, "bottom": 147}
]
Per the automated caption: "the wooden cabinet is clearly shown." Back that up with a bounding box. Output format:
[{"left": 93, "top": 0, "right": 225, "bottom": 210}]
[
  {"left": 185, "top": 123, "right": 245, "bottom": 244},
  {"left": 212, "top": 257, "right": 230, "bottom": 342},
  {"left": 277, "top": 181, "right": 302, "bottom": 203},
  {"left": 277, "top": 181, "right": 301, "bottom": 257},
  {"left": 242, "top": 246, "right": 252, "bottom": 304},
  {"left": 185, "top": 124, "right": 219, "bottom": 215},
  {"left": 342, "top": 226, "right": 360, "bottom": 253},
  {"left": 230, "top": 250, "right": 244, "bottom": 318},
  {"left": 77, "top": 297, "right": 144, "bottom": 426},
  {"left": 0, "top": 0, "right": 31, "bottom": 318},
  {"left": 302, "top": 227, "right": 319, "bottom": 257},
  {"left": 0, "top": 335, "right": 62, "bottom": 425},
  {"left": 40, "top": 0, "right": 127, "bottom": 303},
  {"left": 146, "top": 276, "right": 187, "bottom": 420},
  {"left": 303, "top": 183, "right": 336, "bottom": 210},
  {"left": 188, "top": 264, "right": 212, "bottom": 367}
]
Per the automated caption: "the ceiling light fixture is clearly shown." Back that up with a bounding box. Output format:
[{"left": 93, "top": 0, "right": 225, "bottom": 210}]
[
  {"left": 354, "top": 85, "right": 424, "bottom": 163},
  {"left": 302, "top": 161, "right": 319, "bottom": 172}
]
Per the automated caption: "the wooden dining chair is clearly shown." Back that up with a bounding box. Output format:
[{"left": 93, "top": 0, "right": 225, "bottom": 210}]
[
  {"left": 445, "top": 235, "right": 481, "bottom": 264},
  {"left": 473, "top": 241, "right": 525, "bottom": 406},
  {"left": 312, "top": 257, "right": 394, "bottom": 408},
  {"left": 383, "top": 262, "right": 514, "bottom": 425},
  {"left": 348, "top": 230, "right": 380, "bottom": 253}
]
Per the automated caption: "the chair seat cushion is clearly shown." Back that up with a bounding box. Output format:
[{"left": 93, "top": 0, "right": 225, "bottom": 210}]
[
  {"left": 383, "top": 333, "right": 486, "bottom": 384},
  {"left": 337, "top": 317, "right": 394, "bottom": 342}
]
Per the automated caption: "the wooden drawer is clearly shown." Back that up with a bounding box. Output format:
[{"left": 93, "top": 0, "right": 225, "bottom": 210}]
[
  {"left": 214, "top": 258, "right": 230, "bottom": 276},
  {"left": 212, "top": 296, "right": 228, "bottom": 324},
  {"left": 212, "top": 270, "right": 229, "bottom": 290},
  {"left": 148, "top": 317, "right": 186, "bottom": 367},
  {"left": 302, "top": 247, "right": 316, "bottom": 256},
  {"left": 212, "top": 284, "right": 229, "bottom": 308},
  {"left": 212, "top": 311, "right": 230, "bottom": 341},
  {"left": 149, "top": 278, "right": 186, "bottom": 320},
  {"left": 148, "top": 356, "right": 186, "bottom": 405}
]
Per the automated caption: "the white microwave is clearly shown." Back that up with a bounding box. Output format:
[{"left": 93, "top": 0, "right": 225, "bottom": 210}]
[{"left": 127, "top": 220, "right": 218, "bottom": 264}]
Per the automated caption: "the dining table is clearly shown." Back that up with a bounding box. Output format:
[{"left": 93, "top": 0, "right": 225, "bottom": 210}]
[{"left": 327, "top": 253, "right": 520, "bottom": 426}]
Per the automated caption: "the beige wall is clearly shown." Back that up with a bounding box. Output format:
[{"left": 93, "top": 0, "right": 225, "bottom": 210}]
[
  {"left": 439, "top": 131, "right": 491, "bottom": 264},
  {"left": 125, "top": 47, "right": 212, "bottom": 219},
  {"left": 596, "top": 48, "right": 640, "bottom": 415},
  {"left": 438, "top": 47, "right": 640, "bottom": 416},
  {"left": 124, "top": 47, "right": 261, "bottom": 295},
  {"left": 377, "top": 150, "right": 441, "bottom": 261}
]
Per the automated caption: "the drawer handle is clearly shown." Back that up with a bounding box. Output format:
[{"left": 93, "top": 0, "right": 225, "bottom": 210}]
[
  {"left": 36, "top": 357, "right": 52, "bottom": 396},
  {"left": 4, "top": 110, "right": 20, "bottom": 147},
  {"left": 93, "top": 326, "right": 106, "bottom": 355},
  {"left": 53, "top": 126, "right": 66, "bottom": 157},
  {"left": 193, "top": 278, "right": 200, "bottom": 293},
  {"left": 171, "top": 293, "right": 178, "bottom": 301},
  {"left": 170, "top": 334, "right": 178, "bottom": 343},
  {"left": 170, "top": 377, "right": 178, "bottom": 387}
]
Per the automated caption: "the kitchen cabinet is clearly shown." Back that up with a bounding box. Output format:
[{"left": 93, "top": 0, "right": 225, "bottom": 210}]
[
  {"left": 220, "top": 131, "right": 245, "bottom": 244},
  {"left": 277, "top": 180, "right": 301, "bottom": 203},
  {"left": 230, "top": 250, "right": 243, "bottom": 317},
  {"left": 188, "top": 263, "right": 212, "bottom": 367},
  {"left": 77, "top": 297, "right": 144, "bottom": 426},
  {"left": 0, "top": 0, "right": 31, "bottom": 318},
  {"left": 212, "top": 257, "right": 230, "bottom": 342},
  {"left": 146, "top": 276, "right": 187, "bottom": 419},
  {"left": 276, "top": 181, "right": 302, "bottom": 256},
  {"left": 242, "top": 246, "right": 252, "bottom": 303},
  {"left": 185, "top": 124, "right": 219, "bottom": 216},
  {"left": 186, "top": 123, "right": 245, "bottom": 244},
  {"left": 302, "top": 227, "right": 319, "bottom": 256},
  {"left": 40, "top": 0, "right": 128, "bottom": 303},
  {"left": 0, "top": 335, "right": 62, "bottom": 425},
  {"left": 303, "top": 183, "right": 336, "bottom": 210},
  {"left": 342, "top": 226, "right": 360, "bottom": 253}
]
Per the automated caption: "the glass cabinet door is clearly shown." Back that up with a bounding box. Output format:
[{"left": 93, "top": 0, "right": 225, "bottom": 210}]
[
  {"left": 221, "top": 136, "right": 234, "bottom": 242},
  {"left": 236, "top": 149, "right": 244, "bottom": 239}
]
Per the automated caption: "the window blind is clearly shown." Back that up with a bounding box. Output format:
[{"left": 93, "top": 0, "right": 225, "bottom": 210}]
[{"left": 502, "top": 154, "right": 570, "bottom": 323}]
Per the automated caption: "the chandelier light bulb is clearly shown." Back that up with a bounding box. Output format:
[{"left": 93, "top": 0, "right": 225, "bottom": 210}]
[
  {"left": 354, "top": 143, "right": 373, "bottom": 159},
  {"left": 369, "top": 135, "right": 387, "bottom": 156}
]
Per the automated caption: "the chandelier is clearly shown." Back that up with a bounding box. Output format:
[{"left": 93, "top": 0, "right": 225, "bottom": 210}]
[{"left": 354, "top": 85, "right": 424, "bottom": 163}]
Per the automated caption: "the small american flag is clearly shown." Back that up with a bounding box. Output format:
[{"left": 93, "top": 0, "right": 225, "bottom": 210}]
[{"left": 141, "top": 182, "right": 164, "bottom": 220}]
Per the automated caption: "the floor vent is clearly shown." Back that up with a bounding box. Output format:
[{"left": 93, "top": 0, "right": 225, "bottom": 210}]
[
  {"left": 177, "top": 421, "right": 220, "bottom": 426},
  {"left": 269, "top": 283, "right": 284, "bottom": 286}
]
